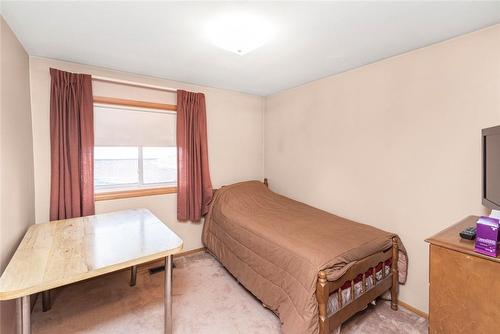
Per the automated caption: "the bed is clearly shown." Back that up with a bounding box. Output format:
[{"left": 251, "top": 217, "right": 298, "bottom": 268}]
[{"left": 202, "top": 180, "right": 407, "bottom": 334}]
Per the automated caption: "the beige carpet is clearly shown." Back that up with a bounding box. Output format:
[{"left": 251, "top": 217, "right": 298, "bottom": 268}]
[{"left": 32, "top": 252, "right": 427, "bottom": 334}]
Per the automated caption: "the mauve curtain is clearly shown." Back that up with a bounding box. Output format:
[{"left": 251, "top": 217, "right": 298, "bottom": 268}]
[
  {"left": 49, "top": 68, "right": 95, "bottom": 221},
  {"left": 177, "top": 90, "right": 213, "bottom": 222}
]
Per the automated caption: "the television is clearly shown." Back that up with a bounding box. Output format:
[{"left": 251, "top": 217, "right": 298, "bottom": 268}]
[{"left": 482, "top": 125, "right": 500, "bottom": 210}]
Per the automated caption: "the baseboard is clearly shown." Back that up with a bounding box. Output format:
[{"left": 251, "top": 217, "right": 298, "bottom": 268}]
[
  {"left": 31, "top": 248, "right": 207, "bottom": 311},
  {"left": 173, "top": 247, "right": 206, "bottom": 259},
  {"left": 160, "top": 250, "right": 428, "bottom": 322},
  {"left": 398, "top": 300, "right": 428, "bottom": 319},
  {"left": 138, "top": 247, "right": 206, "bottom": 272}
]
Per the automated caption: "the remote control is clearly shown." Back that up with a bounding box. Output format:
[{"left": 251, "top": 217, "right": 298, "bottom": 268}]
[{"left": 459, "top": 226, "right": 476, "bottom": 240}]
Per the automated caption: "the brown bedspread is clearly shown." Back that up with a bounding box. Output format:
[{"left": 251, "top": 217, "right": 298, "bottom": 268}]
[{"left": 202, "top": 181, "right": 407, "bottom": 334}]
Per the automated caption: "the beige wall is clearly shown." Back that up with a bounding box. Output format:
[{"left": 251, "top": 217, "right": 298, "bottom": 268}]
[
  {"left": 0, "top": 16, "right": 35, "bottom": 334},
  {"left": 264, "top": 25, "right": 500, "bottom": 312},
  {"left": 29, "top": 57, "right": 264, "bottom": 251},
  {"left": 11, "top": 20, "right": 500, "bottom": 318}
]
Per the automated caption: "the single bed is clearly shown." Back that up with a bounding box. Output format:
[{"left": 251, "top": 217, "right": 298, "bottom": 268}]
[{"left": 202, "top": 180, "right": 407, "bottom": 334}]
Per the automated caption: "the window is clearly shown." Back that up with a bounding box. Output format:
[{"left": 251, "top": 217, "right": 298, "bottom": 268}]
[{"left": 93, "top": 103, "right": 177, "bottom": 198}]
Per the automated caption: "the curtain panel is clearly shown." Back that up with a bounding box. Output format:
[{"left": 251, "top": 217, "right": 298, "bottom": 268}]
[
  {"left": 49, "top": 68, "right": 95, "bottom": 221},
  {"left": 176, "top": 90, "right": 213, "bottom": 222}
]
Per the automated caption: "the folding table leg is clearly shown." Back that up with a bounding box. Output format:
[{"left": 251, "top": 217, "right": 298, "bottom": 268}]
[
  {"left": 20, "top": 295, "right": 31, "bottom": 334},
  {"left": 42, "top": 290, "right": 51, "bottom": 311},
  {"left": 130, "top": 266, "right": 137, "bottom": 286},
  {"left": 164, "top": 255, "right": 172, "bottom": 334}
]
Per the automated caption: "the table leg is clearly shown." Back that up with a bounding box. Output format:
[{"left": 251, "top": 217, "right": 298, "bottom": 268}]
[
  {"left": 130, "top": 266, "right": 137, "bottom": 286},
  {"left": 165, "top": 255, "right": 172, "bottom": 334},
  {"left": 42, "top": 290, "right": 51, "bottom": 311},
  {"left": 20, "top": 295, "right": 31, "bottom": 334}
]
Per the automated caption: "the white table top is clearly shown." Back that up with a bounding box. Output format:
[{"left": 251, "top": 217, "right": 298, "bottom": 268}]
[{"left": 0, "top": 209, "right": 183, "bottom": 300}]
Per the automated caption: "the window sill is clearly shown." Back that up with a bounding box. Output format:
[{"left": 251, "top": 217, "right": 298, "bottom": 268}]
[{"left": 94, "top": 186, "right": 177, "bottom": 201}]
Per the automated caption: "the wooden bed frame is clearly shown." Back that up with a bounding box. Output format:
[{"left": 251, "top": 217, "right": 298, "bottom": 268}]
[
  {"left": 316, "top": 238, "right": 398, "bottom": 333},
  {"left": 260, "top": 178, "right": 399, "bottom": 334}
]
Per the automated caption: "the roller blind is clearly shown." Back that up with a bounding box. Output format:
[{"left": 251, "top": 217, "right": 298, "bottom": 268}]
[{"left": 94, "top": 106, "right": 176, "bottom": 147}]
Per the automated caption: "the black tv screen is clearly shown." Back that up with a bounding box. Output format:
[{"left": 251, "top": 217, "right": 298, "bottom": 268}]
[{"left": 483, "top": 125, "right": 500, "bottom": 210}]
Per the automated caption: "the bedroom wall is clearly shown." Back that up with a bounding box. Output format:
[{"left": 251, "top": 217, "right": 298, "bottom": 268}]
[
  {"left": 29, "top": 57, "right": 264, "bottom": 251},
  {"left": 0, "top": 16, "right": 36, "bottom": 334},
  {"left": 264, "top": 24, "right": 500, "bottom": 313}
]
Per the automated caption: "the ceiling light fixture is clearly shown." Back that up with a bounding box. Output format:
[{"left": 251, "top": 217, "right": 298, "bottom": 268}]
[{"left": 206, "top": 12, "right": 274, "bottom": 55}]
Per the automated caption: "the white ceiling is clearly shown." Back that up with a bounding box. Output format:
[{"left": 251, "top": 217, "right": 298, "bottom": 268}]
[{"left": 2, "top": 1, "right": 500, "bottom": 96}]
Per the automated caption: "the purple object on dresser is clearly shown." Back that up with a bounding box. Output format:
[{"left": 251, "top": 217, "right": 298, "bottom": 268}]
[{"left": 475, "top": 216, "right": 500, "bottom": 257}]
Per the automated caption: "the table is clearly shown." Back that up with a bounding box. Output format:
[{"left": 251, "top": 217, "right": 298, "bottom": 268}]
[{"left": 0, "top": 209, "right": 183, "bottom": 334}]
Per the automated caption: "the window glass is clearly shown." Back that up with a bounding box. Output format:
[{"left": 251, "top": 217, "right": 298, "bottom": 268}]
[
  {"left": 93, "top": 105, "right": 177, "bottom": 191},
  {"left": 94, "top": 146, "right": 139, "bottom": 187},
  {"left": 143, "top": 147, "right": 177, "bottom": 184}
]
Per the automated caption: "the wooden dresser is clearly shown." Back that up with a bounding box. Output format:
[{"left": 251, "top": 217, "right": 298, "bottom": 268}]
[{"left": 426, "top": 216, "right": 500, "bottom": 334}]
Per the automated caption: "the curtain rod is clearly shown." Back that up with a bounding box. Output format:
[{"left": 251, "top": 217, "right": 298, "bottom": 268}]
[{"left": 92, "top": 75, "right": 177, "bottom": 93}]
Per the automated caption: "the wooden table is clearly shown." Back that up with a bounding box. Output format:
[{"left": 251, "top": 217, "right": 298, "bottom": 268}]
[{"left": 0, "top": 209, "right": 183, "bottom": 334}]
